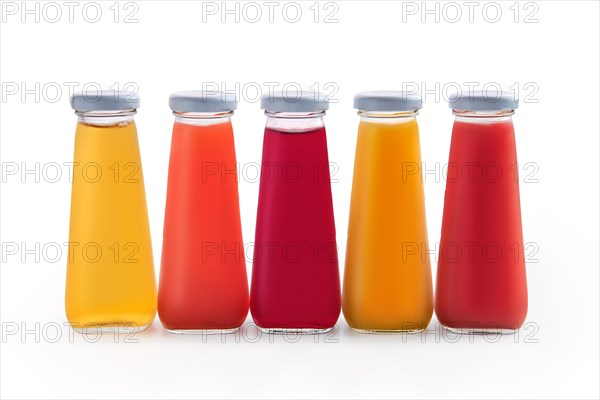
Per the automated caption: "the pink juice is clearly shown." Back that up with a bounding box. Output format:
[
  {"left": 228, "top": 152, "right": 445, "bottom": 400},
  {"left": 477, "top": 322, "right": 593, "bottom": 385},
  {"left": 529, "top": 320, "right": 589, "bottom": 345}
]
[{"left": 250, "top": 126, "right": 341, "bottom": 331}]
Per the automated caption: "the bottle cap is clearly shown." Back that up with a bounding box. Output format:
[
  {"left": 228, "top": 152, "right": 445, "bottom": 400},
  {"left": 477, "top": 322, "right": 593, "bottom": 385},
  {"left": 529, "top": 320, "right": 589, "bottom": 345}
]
[
  {"left": 449, "top": 90, "right": 519, "bottom": 111},
  {"left": 261, "top": 91, "right": 329, "bottom": 113},
  {"left": 70, "top": 90, "right": 140, "bottom": 111},
  {"left": 354, "top": 91, "right": 422, "bottom": 112},
  {"left": 169, "top": 91, "right": 237, "bottom": 113}
]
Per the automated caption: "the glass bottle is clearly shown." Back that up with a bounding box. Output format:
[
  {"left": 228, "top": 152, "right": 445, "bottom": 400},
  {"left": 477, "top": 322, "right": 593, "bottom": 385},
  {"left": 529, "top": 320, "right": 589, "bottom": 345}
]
[
  {"left": 436, "top": 90, "right": 528, "bottom": 333},
  {"left": 250, "top": 91, "right": 341, "bottom": 334},
  {"left": 65, "top": 90, "right": 157, "bottom": 332},
  {"left": 158, "top": 91, "right": 249, "bottom": 334},
  {"left": 343, "top": 92, "right": 433, "bottom": 333}
]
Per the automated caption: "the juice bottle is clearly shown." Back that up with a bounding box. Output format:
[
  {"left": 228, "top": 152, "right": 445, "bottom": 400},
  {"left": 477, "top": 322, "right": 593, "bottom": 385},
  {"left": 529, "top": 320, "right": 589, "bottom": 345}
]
[
  {"left": 436, "top": 90, "right": 528, "bottom": 333},
  {"left": 250, "top": 91, "right": 341, "bottom": 333},
  {"left": 65, "top": 90, "right": 157, "bottom": 332},
  {"left": 158, "top": 91, "right": 249, "bottom": 333},
  {"left": 343, "top": 92, "right": 433, "bottom": 333}
]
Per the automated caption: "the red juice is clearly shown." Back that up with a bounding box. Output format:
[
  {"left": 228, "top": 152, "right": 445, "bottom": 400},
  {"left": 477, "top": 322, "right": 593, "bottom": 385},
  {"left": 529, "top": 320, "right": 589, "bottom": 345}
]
[
  {"left": 158, "top": 116, "right": 249, "bottom": 333},
  {"left": 250, "top": 126, "right": 341, "bottom": 332},
  {"left": 436, "top": 118, "right": 528, "bottom": 331}
]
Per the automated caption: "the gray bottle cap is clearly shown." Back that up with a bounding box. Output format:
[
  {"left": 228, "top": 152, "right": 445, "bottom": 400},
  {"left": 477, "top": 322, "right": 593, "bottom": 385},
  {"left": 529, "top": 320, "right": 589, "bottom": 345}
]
[
  {"left": 70, "top": 90, "right": 140, "bottom": 111},
  {"left": 449, "top": 90, "right": 518, "bottom": 111},
  {"left": 354, "top": 91, "right": 422, "bottom": 112},
  {"left": 169, "top": 91, "right": 237, "bottom": 113},
  {"left": 261, "top": 91, "right": 329, "bottom": 113}
]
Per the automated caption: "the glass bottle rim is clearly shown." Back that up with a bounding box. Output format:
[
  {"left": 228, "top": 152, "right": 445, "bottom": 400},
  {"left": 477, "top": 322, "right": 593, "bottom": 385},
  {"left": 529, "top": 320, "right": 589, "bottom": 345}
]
[
  {"left": 452, "top": 109, "right": 515, "bottom": 118},
  {"left": 357, "top": 109, "right": 419, "bottom": 118},
  {"left": 264, "top": 110, "right": 326, "bottom": 119},
  {"left": 172, "top": 110, "right": 234, "bottom": 119},
  {"left": 75, "top": 109, "right": 137, "bottom": 117}
]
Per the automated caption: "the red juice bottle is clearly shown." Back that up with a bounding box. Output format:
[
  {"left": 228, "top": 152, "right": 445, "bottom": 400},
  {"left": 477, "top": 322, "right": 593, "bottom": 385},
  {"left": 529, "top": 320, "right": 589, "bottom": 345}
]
[
  {"left": 436, "top": 90, "right": 528, "bottom": 333},
  {"left": 250, "top": 91, "right": 341, "bottom": 333},
  {"left": 158, "top": 91, "right": 249, "bottom": 334}
]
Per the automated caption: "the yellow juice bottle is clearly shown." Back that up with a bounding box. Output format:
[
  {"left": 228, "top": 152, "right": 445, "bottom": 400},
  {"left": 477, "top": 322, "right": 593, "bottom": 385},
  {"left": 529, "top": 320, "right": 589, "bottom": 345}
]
[
  {"left": 342, "top": 92, "right": 433, "bottom": 333},
  {"left": 65, "top": 91, "right": 156, "bottom": 332}
]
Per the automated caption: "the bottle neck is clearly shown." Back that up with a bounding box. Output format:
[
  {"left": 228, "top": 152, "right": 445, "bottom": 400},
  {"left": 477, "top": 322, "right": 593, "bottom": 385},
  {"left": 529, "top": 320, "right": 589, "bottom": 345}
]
[
  {"left": 76, "top": 109, "right": 136, "bottom": 127},
  {"left": 173, "top": 111, "right": 233, "bottom": 126},
  {"left": 265, "top": 111, "right": 325, "bottom": 133},
  {"left": 453, "top": 109, "right": 514, "bottom": 123},
  {"left": 358, "top": 110, "right": 419, "bottom": 123}
]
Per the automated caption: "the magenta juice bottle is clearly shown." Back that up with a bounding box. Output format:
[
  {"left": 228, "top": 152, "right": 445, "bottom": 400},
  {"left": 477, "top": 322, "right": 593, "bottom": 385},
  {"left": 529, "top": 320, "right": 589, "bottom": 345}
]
[{"left": 250, "top": 91, "right": 341, "bottom": 334}]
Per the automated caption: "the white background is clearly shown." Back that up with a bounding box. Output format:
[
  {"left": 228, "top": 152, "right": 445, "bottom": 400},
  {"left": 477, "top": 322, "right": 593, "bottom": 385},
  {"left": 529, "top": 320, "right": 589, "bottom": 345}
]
[{"left": 1, "top": 1, "right": 599, "bottom": 399}]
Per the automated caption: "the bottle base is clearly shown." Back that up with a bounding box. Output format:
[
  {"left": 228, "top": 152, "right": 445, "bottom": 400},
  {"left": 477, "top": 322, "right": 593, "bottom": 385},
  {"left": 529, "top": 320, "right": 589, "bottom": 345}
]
[
  {"left": 257, "top": 326, "right": 333, "bottom": 335},
  {"left": 441, "top": 325, "right": 519, "bottom": 335},
  {"left": 352, "top": 327, "right": 425, "bottom": 335},
  {"left": 72, "top": 322, "right": 151, "bottom": 334},
  {"left": 165, "top": 327, "right": 240, "bottom": 335}
]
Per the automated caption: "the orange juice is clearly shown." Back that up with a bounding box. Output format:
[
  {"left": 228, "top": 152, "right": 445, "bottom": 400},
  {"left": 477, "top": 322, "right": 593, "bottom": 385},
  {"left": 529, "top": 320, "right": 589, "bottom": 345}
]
[
  {"left": 343, "top": 92, "right": 433, "bottom": 332},
  {"left": 65, "top": 92, "right": 156, "bottom": 332}
]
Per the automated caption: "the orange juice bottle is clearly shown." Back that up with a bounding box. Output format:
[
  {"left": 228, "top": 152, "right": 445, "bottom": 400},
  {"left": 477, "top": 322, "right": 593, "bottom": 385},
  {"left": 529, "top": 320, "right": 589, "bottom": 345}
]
[
  {"left": 342, "top": 92, "right": 433, "bottom": 333},
  {"left": 65, "top": 91, "right": 157, "bottom": 332}
]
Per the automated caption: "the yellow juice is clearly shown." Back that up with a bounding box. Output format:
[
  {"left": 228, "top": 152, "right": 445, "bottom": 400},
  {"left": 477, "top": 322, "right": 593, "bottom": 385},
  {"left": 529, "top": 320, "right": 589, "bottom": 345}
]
[
  {"left": 342, "top": 117, "right": 433, "bottom": 332},
  {"left": 65, "top": 120, "right": 156, "bottom": 330}
]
